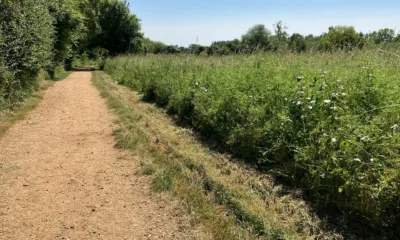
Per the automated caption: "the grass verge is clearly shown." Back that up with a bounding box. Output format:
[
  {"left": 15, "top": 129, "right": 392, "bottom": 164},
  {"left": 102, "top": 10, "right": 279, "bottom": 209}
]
[{"left": 92, "top": 71, "right": 345, "bottom": 240}]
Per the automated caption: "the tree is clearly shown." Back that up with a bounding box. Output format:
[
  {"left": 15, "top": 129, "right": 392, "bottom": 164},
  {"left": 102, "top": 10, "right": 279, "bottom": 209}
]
[
  {"left": 372, "top": 28, "right": 396, "bottom": 44},
  {"left": 270, "top": 21, "right": 288, "bottom": 51},
  {"left": 97, "top": 0, "right": 143, "bottom": 55},
  {"left": 49, "top": 0, "right": 87, "bottom": 71},
  {"left": 319, "top": 26, "right": 362, "bottom": 51},
  {"left": 289, "top": 33, "right": 307, "bottom": 53},
  {"left": 241, "top": 24, "right": 271, "bottom": 52}
]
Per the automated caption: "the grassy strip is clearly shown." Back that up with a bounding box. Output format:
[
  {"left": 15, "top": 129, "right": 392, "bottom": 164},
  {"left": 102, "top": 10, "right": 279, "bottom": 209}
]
[
  {"left": 0, "top": 69, "right": 71, "bottom": 137},
  {"left": 92, "top": 71, "right": 343, "bottom": 240}
]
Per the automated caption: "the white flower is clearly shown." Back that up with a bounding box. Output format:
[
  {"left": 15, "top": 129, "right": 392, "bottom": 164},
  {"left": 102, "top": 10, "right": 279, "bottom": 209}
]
[
  {"left": 353, "top": 158, "right": 361, "bottom": 162},
  {"left": 370, "top": 158, "right": 374, "bottom": 162},
  {"left": 324, "top": 100, "right": 332, "bottom": 104},
  {"left": 306, "top": 97, "right": 311, "bottom": 101},
  {"left": 311, "top": 100, "right": 316, "bottom": 105},
  {"left": 391, "top": 124, "right": 398, "bottom": 130},
  {"left": 332, "top": 93, "right": 339, "bottom": 98},
  {"left": 341, "top": 93, "right": 346, "bottom": 96},
  {"left": 297, "top": 101, "right": 302, "bottom": 105},
  {"left": 361, "top": 136, "right": 368, "bottom": 141},
  {"left": 308, "top": 106, "right": 313, "bottom": 110},
  {"left": 332, "top": 138, "right": 337, "bottom": 143}
]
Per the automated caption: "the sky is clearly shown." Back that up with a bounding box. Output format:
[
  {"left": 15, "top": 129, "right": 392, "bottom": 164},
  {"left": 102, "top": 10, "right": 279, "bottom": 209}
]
[{"left": 129, "top": 0, "right": 400, "bottom": 47}]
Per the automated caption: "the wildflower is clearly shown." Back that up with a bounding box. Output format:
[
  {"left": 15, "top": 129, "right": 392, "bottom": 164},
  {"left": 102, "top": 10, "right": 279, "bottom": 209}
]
[
  {"left": 332, "top": 93, "right": 339, "bottom": 98},
  {"left": 308, "top": 106, "right": 313, "bottom": 110},
  {"left": 297, "top": 76, "right": 304, "bottom": 81},
  {"left": 296, "top": 101, "right": 302, "bottom": 105},
  {"left": 332, "top": 138, "right": 337, "bottom": 143},
  {"left": 391, "top": 124, "right": 398, "bottom": 130},
  {"left": 320, "top": 173, "right": 325, "bottom": 178},
  {"left": 310, "top": 100, "right": 316, "bottom": 105},
  {"left": 360, "top": 136, "right": 368, "bottom": 141},
  {"left": 324, "top": 100, "right": 331, "bottom": 104},
  {"left": 341, "top": 93, "right": 346, "bottom": 96},
  {"left": 306, "top": 97, "right": 311, "bottom": 101},
  {"left": 370, "top": 158, "right": 374, "bottom": 162},
  {"left": 353, "top": 158, "right": 361, "bottom": 162}
]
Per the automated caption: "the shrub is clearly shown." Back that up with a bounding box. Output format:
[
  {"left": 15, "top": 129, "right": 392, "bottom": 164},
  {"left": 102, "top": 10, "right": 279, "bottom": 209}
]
[{"left": 0, "top": 0, "right": 54, "bottom": 106}]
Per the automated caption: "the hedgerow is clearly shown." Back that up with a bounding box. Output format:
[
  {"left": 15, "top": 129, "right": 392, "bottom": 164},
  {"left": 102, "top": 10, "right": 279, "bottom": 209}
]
[
  {"left": 0, "top": 0, "right": 54, "bottom": 109},
  {"left": 104, "top": 52, "right": 400, "bottom": 233}
]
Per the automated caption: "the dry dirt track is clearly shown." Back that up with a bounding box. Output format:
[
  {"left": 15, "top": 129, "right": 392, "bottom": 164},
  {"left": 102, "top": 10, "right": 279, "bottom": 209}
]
[{"left": 0, "top": 72, "right": 187, "bottom": 239}]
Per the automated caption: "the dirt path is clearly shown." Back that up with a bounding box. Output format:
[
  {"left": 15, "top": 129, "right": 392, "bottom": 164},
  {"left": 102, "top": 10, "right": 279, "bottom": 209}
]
[{"left": 0, "top": 72, "right": 187, "bottom": 239}]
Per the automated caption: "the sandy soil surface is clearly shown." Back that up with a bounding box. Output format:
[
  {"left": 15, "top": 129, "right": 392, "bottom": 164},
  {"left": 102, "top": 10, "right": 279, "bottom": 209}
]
[{"left": 0, "top": 72, "right": 188, "bottom": 239}]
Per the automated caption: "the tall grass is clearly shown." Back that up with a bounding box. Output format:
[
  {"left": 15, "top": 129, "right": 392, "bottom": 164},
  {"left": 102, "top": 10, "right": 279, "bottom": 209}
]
[{"left": 104, "top": 50, "right": 400, "bottom": 233}]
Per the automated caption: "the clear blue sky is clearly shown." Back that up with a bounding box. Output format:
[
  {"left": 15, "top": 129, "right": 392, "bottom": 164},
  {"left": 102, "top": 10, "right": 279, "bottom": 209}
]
[{"left": 129, "top": 0, "right": 400, "bottom": 47}]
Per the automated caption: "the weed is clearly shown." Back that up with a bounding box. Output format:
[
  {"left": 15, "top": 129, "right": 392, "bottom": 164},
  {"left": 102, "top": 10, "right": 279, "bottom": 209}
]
[{"left": 103, "top": 51, "right": 400, "bottom": 235}]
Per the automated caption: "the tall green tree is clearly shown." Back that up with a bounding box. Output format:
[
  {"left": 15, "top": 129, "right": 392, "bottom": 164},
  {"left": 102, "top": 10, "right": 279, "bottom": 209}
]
[
  {"left": 241, "top": 24, "right": 271, "bottom": 52},
  {"left": 270, "top": 21, "right": 288, "bottom": 51},
  {"left": 96, "top": 0, "right": 143, "bottom": 54},
  {"left": 49, "top": 0, "right": 87, "bottom": 71},
  {"left": 371, "top": 28, "right": 396, "bottom": 44},
  {"left": 289, "top": 33, "right": 307, "bottom": 53},
  {"left": 319, "top": 26, "right": 362, "bottom": 51}
]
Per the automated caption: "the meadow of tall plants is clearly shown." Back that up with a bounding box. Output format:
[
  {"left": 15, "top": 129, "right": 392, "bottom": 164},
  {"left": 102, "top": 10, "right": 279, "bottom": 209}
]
[{"left": 104, "top": 50, "right": 400, "bottom": 233}]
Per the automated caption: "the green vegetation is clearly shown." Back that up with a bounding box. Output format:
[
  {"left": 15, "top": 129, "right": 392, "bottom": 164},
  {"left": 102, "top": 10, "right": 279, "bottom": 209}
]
[
  {"left": 93, "top": 71, "right": 343, "bottom": 239},
  {"left": 0, "top": 0, "right": 141, "bottom": 110},
  {"left": 104, "top": 50, "right": 400, "bottom": 236},
  {"left": 143, "top": 22, "right": 400, "bottom": 55},
  {"left": 2, "top": 0, "right": 400, "bottom": 238}
]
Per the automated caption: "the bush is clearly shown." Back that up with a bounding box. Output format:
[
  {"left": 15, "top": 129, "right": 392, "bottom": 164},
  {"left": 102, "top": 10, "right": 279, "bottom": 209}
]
[{"left": 0, "top": 0, "right": 54, "bottom": 106}]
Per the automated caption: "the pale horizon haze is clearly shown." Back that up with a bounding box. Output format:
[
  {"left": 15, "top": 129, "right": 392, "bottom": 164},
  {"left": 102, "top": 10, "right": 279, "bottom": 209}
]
[{"left": 129, "top": 0, "right": 400, "bottom": 47}]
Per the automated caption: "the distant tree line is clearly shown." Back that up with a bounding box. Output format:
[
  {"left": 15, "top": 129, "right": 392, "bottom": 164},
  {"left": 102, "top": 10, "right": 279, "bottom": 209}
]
[
  {"left": 143, "top": 22, "right": 400, "bottom": 55},
  {"left": 0, "top": 0, "right": 141, "bottom": 108}
]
